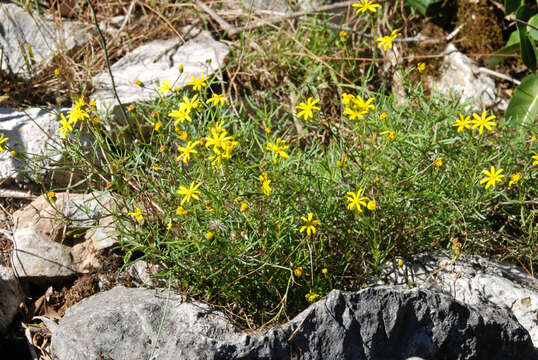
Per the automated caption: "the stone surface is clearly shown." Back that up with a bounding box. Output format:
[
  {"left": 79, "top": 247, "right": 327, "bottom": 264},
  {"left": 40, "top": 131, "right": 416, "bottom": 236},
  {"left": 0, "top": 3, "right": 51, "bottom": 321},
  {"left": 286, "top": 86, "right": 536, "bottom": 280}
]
[
  {"left": 0, "top": 265, "right": 24, "bottom": 333},
  {"left": 0, "top": 107, "right": 62, "bottom": 184},
  {"left": 13, "top": 192, "right": 116, "bottom": 276},
  {"left": 432, "top": 44, "right": 503, "bottom": 110},
  {"left": 380, "top": 251, "right": 538, "bottom": 348},
  {"left": 91, "top": 30, "right": 229, "bottom": 117},
  {"left": 50, "top": 285, "right": 536, "bottom": 360},
  {"left": 0, "top": 3, "right": 91, "bottom": 78},
  {"left": 12, "top": 227, "right": 75, "bottom": 280}
]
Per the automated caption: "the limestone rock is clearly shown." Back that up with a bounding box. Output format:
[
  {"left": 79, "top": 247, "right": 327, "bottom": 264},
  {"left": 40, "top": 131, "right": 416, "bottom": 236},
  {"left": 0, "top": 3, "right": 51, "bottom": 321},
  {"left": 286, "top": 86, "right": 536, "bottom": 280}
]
[
  {"left": 0, "top": 3, "right": 91, "bottom": 78},
  {"left": 432, "top": 44, "right": 503, "bottom": 110},
  {"left": 50, "top": 285, "right": 536, "bottom": 360},
  {"left": 0, "top": 107, "right": 62, "bottom": 184},
  {"left": 0, "top": 265, "right": 24, "bottom": 333},
  {"left": 91, "top": 30, "right": 229, "bottom": 118},
  {"left": 380, "top": 251, "right": 538, "bottom": 347},
  {"left": 12, "top": 227, "right": 75, "bottom": 280},
  {"left": 13, "top": 192, "right": 116, "bottom": 276}
]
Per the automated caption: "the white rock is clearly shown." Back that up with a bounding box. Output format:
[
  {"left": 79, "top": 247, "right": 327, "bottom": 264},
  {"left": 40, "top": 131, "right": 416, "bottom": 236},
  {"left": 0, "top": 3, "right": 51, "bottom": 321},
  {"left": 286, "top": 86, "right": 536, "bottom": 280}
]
[
  {"left": 12, "top": 227, "right": 75, "bottom": 280},
  {"left": 91, "top": 30, "right": 229, "bottom": 117},
  {"left": 381, "top": 251, "right": 538, "bottom": 347},
  {"left": 432, "top": 44, "right": 500, "bottom": 110},
  {"left": 0, "top": 265, "right": 24, "bottom": 333},
  {"left": 0, "top": 107, "right": 63, "bottom": 184},
  {"left": 0, "top": 3, "right": 92, "bottom": 78}
]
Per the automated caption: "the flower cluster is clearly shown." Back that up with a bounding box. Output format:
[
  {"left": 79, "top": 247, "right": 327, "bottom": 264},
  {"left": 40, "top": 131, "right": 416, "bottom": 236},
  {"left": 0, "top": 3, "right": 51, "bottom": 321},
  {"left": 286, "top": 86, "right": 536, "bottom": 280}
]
[
  {"left": 346, "top": 188, "right": 376, "bottom": 213},
  {"left": 342, "top": 93, "right": 375, "bottom": 121},
  {"left": 57, "top": 96, "right": 93, "bottom": 139},
  {"left": 452, "top": 110, "right": 497, "bottom": 135}
]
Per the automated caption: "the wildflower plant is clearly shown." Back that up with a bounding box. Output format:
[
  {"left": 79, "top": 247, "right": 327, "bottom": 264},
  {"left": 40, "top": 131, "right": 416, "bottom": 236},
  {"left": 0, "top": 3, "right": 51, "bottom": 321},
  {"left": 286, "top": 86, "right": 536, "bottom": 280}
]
[{"left": 41, "top": 16, "right": 537, "bottom": 328}]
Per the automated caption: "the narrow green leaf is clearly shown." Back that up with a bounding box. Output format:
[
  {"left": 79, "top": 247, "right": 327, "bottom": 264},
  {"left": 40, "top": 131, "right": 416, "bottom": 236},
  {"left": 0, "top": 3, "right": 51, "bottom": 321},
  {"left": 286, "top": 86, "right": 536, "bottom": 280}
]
[{"left": 505, "top": 74, "right": 538, "bottom": 126}]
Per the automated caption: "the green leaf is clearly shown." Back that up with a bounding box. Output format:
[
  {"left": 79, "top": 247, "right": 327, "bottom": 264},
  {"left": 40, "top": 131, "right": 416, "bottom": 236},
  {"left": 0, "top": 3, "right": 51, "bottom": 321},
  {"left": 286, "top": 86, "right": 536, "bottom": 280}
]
[
  {"left": 517, "top": 6, "right": 538, "bottom": 71},
  {"left": 528, "top": 14, "right": 538, "bottom": 41},
  {"left": 487, "top": 30, "right": 521, "bottom": 68},
  {"left": 405, "top": 0, "right": 443, "bottom": 16},
  {"left": 504, "top": 0, "right": 522, "bottom": 15},
  {"left": 505, "top": 74, "right": 538, "bottom": 126}
]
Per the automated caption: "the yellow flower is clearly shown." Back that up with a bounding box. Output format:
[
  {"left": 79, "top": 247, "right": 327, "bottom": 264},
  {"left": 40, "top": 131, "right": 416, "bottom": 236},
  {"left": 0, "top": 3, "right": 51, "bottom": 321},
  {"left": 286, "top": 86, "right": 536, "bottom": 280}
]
[
  {"left": 352, "top": 0, "right": 380, "bottom": 14},
  {"left": 240, "top": 202, "right": 249, "bottom": 212},
  {"left": 434, "top": 158, "right": 443, "bottom": 167},
  {"left": 480, "top": 166, "right": 504, "bottom": 189},
  {"left": 177, "top": 181, "right": 202, "bottom": 205},
  {"left": 379, "top": 112, "right": 388, "bottom": 120},
  {"left": 205, "top": 232, "right": 214, "bottom": 240},
  {"left": 342, "top": 93, "right": 355, "bottom": 106},
  {"left": 296, "top": 97, "right": 321, "bottom": 121},
  {"left": 294, "top": 267, "right": 303, "bottom": 277},
  {"left": 207, "top": 151, "right": 224, "bottom": 169},
  {"left": 453, "top": 114, "right": 472, "bottom": 132},
  {"left": 10, "top": 150, "right": 16, "bottom": 157},
  {"left": 54, "top": 68, "right": 60, "bottom": 77},
  {"left": 376, "top": 29, "right": 401, "bottom": 51},
  {"left": 265, "top": 127, "right": 272, "bottom": 134},
  {"left": 177, "top": 141, "right": 199, "bottom": 163},
  {"left": 47, "top": 191, "right": 56, "bottom": 201},
  {"left": 166, "top": 220, "right": 173, "bottom": 230},
  {"left": 532, "top": 155, "right": 538, "bottom": 166},
  {"left": 508, "top": 173, "right": 521, "bottom": 187},
  {"left": 321, "top": 268, "right": 328, "bottom": 275},
  {"left": 128, "top": 207, "right": 144, "bottom": 223},
  {"left": 168, "top": 109, "right": 192, "bottom": 125},
  {"left": 417, "top": 62, "right": 426, "bottom": 72},
  {"left": 157, "top": 80, "right": 172, "bottom": 95},
  {"left": 68, "top": 103, "right": 90, "bottom": 125},
  {"left": 344, "top": 107, "right": 367, "bottom": 120},
  {"left": 176, "top": 129, "right": 188, "bottom": 140},
  {"left": 352, "top": 95, "right": 375, "bottom": 113},
  {"left": 187, "top": 72, "right": 209, "bottom": 91},
  {"left": 0, "top": 133, "right": 9, "bottom": 152},
  {"left": 367, "top": 200, "right": 377, "bottom": 210},
  {"left": 337, "top": 160, "right": 343, "bottom": 167},
  {"left": 207, "top": 93, "right": 229, "bottom": 107},
  {"left": 305, "top": 289, "right": 320, "bottom": 303},
  {"left": 259, "top": 172, "right": 271, "bottom": 196},
  {"left": 300, "top": 213, "right": 321, "bottom": 236},
  {"left": 205, "top": 130, "right": 235, "bottom": 152},
  {"left": 154, "top": 121, "right": 163, "bottom": 131},
  {"left": 92, "top": 117, "right": 99, "bottom": 126},
  {"left": 178, "top": 64, "right": 184, "bottom": 73},
  {"left": 176, "top": 206, "right": 190, "bottom": 216},
  {"left": 397, "top": 259, "right": 404, "bottom": 267},
  {"left": 58, "top": 114, "right": 73, "bottom": 139},
  {"left": 346, "top": 189, "right": 368, "bottom": 212},
  {"left": 266, "top": 137, "right": 290, "bottom": 163},
  {"left": 471, "top": 110, "right": 497, "bottom": 135},
  {"left": 135, "top": 79, "right": 144, "bottom": 87},
  {"left": 380, "top": 130, "right": 395, "bottom": 140},
  {"left": 179, "top": 95, "right": 200, "bottom": 113},
  {"left": 532, "top": 135, "right": 536, "bottom": 142}
]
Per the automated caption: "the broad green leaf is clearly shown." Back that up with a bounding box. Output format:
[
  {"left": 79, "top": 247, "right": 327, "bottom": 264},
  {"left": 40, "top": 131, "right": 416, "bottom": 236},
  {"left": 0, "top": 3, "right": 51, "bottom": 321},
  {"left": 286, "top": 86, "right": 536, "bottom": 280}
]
[
  {"left": 517, "top": 6, "right": 538, "bottom": 71},
  {"left": 505, "top": 74, "right": 538, "bottom": 126},
  {"left": 528, "top": 14, "right": 538, "bottom": 41},
  {"left": 487, "top": 30, "right": 521, "bottom": 68},
  {"left": 504, "top": 0, "right": 522, "bottom": 15},
  {"left": 405, "top": 0, "right": 443, "bottom": 16}
]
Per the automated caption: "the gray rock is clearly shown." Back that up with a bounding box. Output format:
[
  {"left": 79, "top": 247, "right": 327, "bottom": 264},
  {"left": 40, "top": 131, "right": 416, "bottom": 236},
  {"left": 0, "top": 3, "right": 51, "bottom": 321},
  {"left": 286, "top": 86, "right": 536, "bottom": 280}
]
[
  {"left": 91, "top": 30, "right": 229, "bottom": 118},
  {"left": 432, "top": 44, "right": 504, "bottom": 110},
  {"left": 380, "top": 251, "right": 538, "bottom": 347},
  {"left": 0, "top": 265, "right": 24, "bottom": 333},
  {"left": 12, "top": 227, "right": 75, "bottom": 280},
  {"left": 0, "top": 3, "right": 91, "bottom": 78},
  {"left": 50, "top": 285, "right": 536, "bottom": 360},
  {"left": 13, "top": 192, "right": 117, "bottom": 275},
  {"left": 0, "top": 107, "right": 62, "bottom": 184}
]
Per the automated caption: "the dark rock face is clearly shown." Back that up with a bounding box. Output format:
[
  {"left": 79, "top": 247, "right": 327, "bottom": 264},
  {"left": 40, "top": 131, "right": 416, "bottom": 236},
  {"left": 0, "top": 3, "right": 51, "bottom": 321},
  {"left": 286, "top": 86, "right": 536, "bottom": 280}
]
[{"left": 50, "top": 286, "right": 536, "bottom": 360}]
